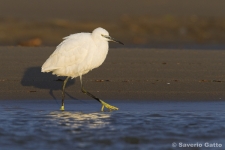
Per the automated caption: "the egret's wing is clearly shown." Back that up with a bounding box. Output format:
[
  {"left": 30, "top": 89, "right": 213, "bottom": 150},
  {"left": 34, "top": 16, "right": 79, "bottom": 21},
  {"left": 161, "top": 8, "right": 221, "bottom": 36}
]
[{"left": 42, "top": 33, "right": 91, "bottom": 72}]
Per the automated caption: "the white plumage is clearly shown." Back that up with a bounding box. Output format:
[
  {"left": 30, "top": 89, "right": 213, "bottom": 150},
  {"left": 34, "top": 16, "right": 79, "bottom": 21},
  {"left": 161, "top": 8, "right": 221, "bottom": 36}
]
[
  {"left": 41, "top": 27, "right": 123, "bottom": 111},
  {"left": 42, "top": 27, "right": 109, "bottom": 78}
]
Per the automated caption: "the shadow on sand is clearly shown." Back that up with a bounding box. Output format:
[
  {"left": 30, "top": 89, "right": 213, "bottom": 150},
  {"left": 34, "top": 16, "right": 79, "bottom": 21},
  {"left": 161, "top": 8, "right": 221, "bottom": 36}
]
[{"left": 21, "top": 66, "right": 76, "bottom": 100}]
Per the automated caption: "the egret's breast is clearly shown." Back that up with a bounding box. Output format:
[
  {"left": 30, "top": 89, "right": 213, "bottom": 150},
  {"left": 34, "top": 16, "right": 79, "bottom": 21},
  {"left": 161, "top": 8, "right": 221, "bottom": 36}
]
[{"left": 90, "top": 42, "right": 109, "bottom": 69}]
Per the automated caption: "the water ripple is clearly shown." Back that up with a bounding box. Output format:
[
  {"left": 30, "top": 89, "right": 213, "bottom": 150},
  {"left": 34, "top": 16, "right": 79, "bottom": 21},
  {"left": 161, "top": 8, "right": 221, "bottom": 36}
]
[{"left": 0, "top": 100, "right": 224, "bottom": 150}]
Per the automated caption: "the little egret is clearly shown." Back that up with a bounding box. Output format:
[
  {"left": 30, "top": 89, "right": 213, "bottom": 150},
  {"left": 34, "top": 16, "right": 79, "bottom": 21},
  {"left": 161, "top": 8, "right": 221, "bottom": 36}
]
[{"left": 41, "top": 27, "right": 123, "bottom": 111}]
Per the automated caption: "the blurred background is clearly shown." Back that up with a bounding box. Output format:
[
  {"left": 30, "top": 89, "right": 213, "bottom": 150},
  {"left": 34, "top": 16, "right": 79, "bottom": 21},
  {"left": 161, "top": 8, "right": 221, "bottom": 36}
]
[{"left": 0, "top": 0, "right": 225, "bottom": 49}]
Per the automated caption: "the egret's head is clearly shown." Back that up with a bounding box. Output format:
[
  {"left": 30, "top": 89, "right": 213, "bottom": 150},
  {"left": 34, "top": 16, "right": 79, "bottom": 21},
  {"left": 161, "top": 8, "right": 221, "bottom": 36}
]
[{"left": 92, "top": 27, "right": 124, "bottom": 45}]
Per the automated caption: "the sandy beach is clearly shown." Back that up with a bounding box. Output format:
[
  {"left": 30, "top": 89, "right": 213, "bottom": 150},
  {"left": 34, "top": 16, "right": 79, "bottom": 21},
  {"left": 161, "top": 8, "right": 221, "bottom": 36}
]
[{"left": 0, "top": 46, "right": 224, "bottom": 101}]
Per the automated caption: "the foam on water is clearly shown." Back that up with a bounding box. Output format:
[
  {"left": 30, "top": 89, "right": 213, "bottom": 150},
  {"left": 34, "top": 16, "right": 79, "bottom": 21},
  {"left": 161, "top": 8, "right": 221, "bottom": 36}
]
[{"left": 0, "top": 100, "right": 224, "bottom": 150}]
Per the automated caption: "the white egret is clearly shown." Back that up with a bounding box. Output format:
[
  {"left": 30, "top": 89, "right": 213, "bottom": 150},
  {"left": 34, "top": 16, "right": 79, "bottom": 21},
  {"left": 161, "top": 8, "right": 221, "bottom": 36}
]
[{"left": 41, "top": 27, "right": 123, "bottom": 111}]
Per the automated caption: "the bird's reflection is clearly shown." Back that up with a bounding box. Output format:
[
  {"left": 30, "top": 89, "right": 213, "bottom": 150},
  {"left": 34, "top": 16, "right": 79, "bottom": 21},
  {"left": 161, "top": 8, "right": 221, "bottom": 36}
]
[{"left": 48, "top": 111, "right": 111, "bottom": 129}]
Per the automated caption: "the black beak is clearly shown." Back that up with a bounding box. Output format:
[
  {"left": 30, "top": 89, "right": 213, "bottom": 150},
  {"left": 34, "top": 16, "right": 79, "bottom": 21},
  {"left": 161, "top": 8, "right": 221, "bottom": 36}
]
[{"left": 102, "top": 35, "right": 124, "bottom": 45}]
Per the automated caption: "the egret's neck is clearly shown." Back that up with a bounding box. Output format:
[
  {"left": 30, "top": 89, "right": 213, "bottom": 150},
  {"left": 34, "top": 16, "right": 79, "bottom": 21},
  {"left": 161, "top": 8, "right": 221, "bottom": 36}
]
[{"left": 92, "top": 37, "right": 108, "bottom": 49}]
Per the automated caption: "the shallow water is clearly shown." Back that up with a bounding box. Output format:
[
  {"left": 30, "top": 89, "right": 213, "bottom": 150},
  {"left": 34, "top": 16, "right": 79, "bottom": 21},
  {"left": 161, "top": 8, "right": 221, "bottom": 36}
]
[{"left": 0, "top": 100, "right": 224, "bottom": 150}]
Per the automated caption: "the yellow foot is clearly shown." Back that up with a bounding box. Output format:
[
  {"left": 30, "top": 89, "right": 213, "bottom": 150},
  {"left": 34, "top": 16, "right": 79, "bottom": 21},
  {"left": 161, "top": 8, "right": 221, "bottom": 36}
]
[
  {"left": 60, "top": 105, "right": 65, "bottom": 111},
  {"left": 99, "top": 100, "right": 119, "bottom": 112}
]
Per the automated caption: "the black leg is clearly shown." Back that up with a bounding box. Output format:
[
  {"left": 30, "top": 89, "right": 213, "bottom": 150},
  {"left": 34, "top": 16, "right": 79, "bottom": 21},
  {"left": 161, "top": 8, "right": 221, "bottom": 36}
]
[
  {"left": 60, "top": 76, "right": 69, "bottom": 110},
  {"left": 79, "top": 76, "right": 118, "bottom": 111}
]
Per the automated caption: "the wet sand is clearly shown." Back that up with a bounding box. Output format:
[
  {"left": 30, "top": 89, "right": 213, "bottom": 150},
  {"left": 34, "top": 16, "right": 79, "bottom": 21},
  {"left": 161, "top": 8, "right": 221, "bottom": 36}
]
[{"left": 0, "top": 47, "right": 224, "bottom": 101}]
